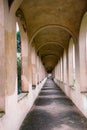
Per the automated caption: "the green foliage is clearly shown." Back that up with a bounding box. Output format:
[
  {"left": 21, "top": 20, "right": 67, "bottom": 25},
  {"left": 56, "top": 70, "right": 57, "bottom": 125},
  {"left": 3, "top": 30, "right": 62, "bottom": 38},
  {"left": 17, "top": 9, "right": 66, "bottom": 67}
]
[
  {"left": 16, "top": 31, "right": 21, "bottom": 53},
  {"left": 16, "top": 31, "right": 21, "bottom": 94},
  {"left": 17, "top": 53, "right": 21, "bottom": 94}
]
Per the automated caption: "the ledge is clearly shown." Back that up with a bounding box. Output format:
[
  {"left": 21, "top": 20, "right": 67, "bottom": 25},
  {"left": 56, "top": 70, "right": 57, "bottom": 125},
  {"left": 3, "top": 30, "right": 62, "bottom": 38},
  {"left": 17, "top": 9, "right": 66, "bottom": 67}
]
[
  {"left": 81, "top": 91, "right": 87, "bottom": 93},
  {"left": 81, "top": 91, "right": 87, "bottom": 96},
  {"left": 69, "top": 85, "right": 76, "bottom": 90},
  {"left": 18, "top": 92, "right": 29, "bottom": 102},
  {"left": 37, "top": 82, "right": 39, "bottom": 85},
  {"left": 32, "top": 85, "right": 36, "bottom": 90},
  {"left": 0, "top": 111, "right": 5, "bottom": 118}
]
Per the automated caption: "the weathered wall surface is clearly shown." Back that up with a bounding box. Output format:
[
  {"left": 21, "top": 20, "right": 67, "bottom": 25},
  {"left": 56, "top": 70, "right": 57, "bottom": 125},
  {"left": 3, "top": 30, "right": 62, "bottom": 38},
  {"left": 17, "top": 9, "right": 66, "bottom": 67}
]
[{"left": 54, "top": 13, "right": 87, "bottom": 117}]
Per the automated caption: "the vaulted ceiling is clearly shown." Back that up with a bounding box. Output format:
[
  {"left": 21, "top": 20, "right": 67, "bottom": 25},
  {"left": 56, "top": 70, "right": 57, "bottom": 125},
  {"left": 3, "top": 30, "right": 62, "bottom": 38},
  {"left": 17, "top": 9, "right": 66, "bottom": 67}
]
[{"left": 16, "top": 0, "right": 87, "bottom": 73}]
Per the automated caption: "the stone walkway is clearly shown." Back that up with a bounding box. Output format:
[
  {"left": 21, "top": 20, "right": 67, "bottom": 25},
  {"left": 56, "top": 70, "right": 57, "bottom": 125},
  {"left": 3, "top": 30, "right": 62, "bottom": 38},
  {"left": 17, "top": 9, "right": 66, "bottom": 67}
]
[{"left": 19, "top": 78, "right": 87, "bottom": 130}]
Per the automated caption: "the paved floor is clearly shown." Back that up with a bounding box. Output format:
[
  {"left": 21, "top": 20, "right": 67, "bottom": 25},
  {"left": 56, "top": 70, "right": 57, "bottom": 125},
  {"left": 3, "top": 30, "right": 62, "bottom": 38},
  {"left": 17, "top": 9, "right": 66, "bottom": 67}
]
[{"left": 19, "top": 79, "right": 87, "bottom": 130}]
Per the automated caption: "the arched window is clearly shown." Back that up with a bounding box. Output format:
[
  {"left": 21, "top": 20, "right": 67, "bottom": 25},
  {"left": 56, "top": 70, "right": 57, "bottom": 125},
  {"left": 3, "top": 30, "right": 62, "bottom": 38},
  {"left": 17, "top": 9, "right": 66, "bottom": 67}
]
[
  {"left": 16, "top": 22, "right": 22, "bottom": 94},
  {"left": 16, "top": 9, "right": 29, "bottom": 95}
]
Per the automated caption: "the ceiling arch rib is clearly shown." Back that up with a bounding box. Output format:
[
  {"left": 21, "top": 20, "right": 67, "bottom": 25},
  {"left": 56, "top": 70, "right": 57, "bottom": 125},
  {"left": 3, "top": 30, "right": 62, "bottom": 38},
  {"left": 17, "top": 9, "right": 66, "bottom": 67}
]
[
  {"left": 32, "top": 25, "right": 71, "bottom": 52},
  {"left": 30, "top": 24, "right": 76, "bottom": 45},
  {"left": 36, "top": 41, "right": 64, "bottom": 53},
  {"left": 38, "top": 44, "right": 63, "bottom": 58},
  {"left": 41, "top": 54, "right": 60, "bottom": 62},
  {"left": 41, "top": 53, "right": 60, "bottom": 60}
]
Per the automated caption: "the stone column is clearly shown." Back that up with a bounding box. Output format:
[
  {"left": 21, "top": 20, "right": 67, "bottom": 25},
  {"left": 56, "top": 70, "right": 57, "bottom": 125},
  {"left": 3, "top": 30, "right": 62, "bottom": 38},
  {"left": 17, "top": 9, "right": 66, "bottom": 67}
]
[
  {"left": 0, "top": 0, "right": 5, "bottom": 111},
  {"left": 31, "top": 47, "right": 37, "bottom": 89},
  {"left": 36, "top": 56, "right": 40, "bottom": 84},
  {"left": 63, "top": 49, "right": 68, "bottom": 84},
  {"left": 68, "top": 38, "right": 74, "bottom": 87}
]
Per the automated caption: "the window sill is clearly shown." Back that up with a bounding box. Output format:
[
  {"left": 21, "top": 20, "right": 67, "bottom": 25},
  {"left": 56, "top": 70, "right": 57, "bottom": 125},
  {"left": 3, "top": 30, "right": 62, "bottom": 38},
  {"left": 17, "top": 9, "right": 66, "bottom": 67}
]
[
  {"left": 69, "top": 85, "right": 76, "bottom": 90},
  {"left": 32, "top": 85, "right": 36, "bottom": 90},
  {"left": 81, "top": 91, "right": 87, "bottom": 96},
  {"left": 18, "top": 92, "right": 29, "bottom": 102},
  {"left": 0, "top": 112, "right": 5, "bottom": 118}
]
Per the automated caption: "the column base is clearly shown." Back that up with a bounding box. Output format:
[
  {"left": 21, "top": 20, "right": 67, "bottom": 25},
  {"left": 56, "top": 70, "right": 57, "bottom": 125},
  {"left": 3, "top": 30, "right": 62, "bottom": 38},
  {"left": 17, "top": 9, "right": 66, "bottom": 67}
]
[{"left": 32, "top": 85, "right": 36, "bottom": 89}]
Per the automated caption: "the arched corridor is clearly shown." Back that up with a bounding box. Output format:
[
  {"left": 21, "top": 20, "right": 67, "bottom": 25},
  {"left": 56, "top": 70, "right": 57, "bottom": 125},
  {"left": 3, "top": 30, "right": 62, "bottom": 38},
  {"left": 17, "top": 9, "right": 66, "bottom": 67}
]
[
  {"left": 0, "top": 0, "right": 87, "bottom": 130},
  {"left": 20, "top": 78, "right": 87, "bottom": 130}
]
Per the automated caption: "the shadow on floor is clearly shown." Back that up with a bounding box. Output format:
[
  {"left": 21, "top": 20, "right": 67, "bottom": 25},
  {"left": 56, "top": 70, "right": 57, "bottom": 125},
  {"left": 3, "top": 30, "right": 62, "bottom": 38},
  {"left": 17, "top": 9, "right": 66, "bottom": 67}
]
[{"left": 19, "top": 79, "right": 87, "bottom": 130}]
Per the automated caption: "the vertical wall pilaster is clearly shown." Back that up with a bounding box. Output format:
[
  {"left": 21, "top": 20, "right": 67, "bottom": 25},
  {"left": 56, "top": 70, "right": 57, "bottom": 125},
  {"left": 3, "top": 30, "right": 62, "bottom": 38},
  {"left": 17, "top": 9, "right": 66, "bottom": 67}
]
[
  {"left": 31, "top": 47, "right": 37, "bottom": 89},
  {"left": 0, "top": 0, "right": 6, "bottom": 111}
]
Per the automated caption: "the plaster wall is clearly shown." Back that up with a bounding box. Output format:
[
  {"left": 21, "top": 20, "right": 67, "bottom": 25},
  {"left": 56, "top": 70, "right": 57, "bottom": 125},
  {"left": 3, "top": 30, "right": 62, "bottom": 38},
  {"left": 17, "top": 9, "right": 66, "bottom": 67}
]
[
  {"left": 0, "top": 78, "right": 47, "bottom": 130},
  {"left": 54, "top": 12, "right": 87, "bottom": 117},
  {"left": 54, "top": 78, "right": 87, "bottom": 117}
]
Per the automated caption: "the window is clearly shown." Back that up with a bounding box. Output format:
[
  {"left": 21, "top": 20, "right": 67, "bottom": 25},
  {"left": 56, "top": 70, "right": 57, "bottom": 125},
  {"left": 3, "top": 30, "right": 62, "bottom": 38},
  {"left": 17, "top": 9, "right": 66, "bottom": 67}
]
[{"left": 16, "top": 22, "right": 22, "bottom": 94}]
